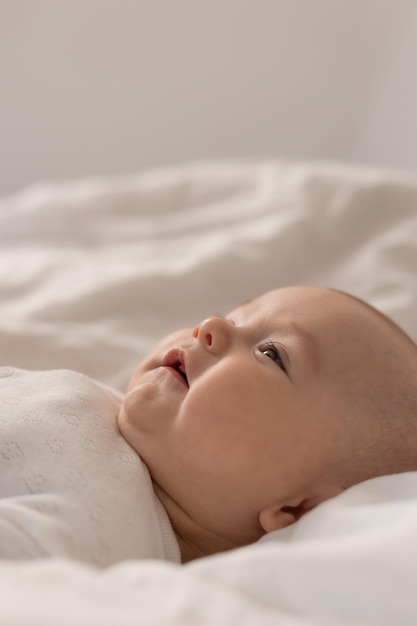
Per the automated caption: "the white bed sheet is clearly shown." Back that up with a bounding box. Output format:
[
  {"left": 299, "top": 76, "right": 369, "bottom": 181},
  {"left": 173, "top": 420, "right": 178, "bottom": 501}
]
[{"left": 1, "top": 160, "right": 417, "bottom": 624}]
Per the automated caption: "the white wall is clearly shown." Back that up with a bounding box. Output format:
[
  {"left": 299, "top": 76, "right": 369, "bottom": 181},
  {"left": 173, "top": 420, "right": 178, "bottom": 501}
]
[
  {"left": 0, "top": 0, "right": 416, "bottom": 195},
  {"left": 352, "top": 2, "right": 417, "bottom": 172}
]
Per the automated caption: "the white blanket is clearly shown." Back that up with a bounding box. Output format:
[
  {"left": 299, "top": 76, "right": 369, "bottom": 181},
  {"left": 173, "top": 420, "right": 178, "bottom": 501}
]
[{"left": 1, "top": 160, "right": 417, "bottom": 624}]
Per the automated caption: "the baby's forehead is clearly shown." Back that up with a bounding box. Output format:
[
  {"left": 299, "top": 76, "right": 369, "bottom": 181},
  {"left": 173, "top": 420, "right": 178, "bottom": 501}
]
[
  {"left": 233, "top": 285, "right": 411, "bottom": 358},
  {"left": 248, "top": 287, "right": 386, "bottom": 324},
  {"left": 329, "top": 288, "right": 415, "bottom": 350},
  {"left": 231, "top": 286, "right": 406, "bottom": 343},
  {"left": 234, "top": 286, "right": 338, "bottom": 315}
]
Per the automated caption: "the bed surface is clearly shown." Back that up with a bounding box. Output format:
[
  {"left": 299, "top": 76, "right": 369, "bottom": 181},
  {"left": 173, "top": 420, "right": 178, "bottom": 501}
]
[{"left": 1, "top": 160, "right": 417, "bottom": 624}]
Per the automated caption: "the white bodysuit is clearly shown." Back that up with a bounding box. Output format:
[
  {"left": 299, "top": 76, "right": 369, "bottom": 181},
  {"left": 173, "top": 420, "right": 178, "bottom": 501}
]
[{"left": 0, "top": 367, "right": 180, "bottom": 566}]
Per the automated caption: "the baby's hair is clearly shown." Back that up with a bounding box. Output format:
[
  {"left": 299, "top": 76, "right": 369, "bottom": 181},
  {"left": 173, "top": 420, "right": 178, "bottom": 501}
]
[
  {"left": 328, "top": 288, "right": 417, "bottom": 486},
  {"left": 330, "top": 287, "right": 417, "bottom": 351}
]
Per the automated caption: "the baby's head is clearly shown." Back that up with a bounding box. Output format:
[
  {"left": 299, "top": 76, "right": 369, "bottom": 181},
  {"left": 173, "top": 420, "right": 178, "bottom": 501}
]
[{"left": 118, "top": 286, "right": 417, "bottom": 561}]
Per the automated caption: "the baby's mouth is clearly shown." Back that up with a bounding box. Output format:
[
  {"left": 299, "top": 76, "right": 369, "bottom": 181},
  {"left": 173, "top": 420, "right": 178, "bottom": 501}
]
[
  {"left": 173, "top": 361, "right": 188, "bottom": 386},
  {"left": 162, "top": 348, "right": 189, "bottom": 388}
]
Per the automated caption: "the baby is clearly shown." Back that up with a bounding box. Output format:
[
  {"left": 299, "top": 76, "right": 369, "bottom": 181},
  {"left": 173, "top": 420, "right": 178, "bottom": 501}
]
[
  {"left": 118, "top": 285, "right": 417, "bottom": 562},
  {"left": 1, "top": 286, "right": 417, "bottom": 566}
]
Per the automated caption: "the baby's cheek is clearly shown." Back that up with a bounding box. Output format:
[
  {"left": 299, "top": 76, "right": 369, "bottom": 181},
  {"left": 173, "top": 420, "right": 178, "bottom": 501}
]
[{"left": 178, "top": 384, "right": 239, "bottom": 447}]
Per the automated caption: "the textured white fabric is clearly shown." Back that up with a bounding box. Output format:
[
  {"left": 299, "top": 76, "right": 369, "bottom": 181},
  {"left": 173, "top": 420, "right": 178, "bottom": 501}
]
[
  {"left": 1, "top": 473, "right": 417, "bottom": 626},
  {"left": 0, "top": 368, "right": 180, "bottom": 566}
]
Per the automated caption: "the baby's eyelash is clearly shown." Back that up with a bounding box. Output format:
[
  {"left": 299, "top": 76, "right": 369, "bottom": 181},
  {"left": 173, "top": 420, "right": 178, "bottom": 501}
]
[{"left": 260, "top": 342, "right": 287, "bottom": 373}]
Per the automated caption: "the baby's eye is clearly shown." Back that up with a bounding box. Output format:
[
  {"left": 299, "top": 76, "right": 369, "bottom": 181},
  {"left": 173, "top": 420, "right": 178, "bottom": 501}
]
[{"left": 260, "top": 342, "right": 287, "bottom": 373}]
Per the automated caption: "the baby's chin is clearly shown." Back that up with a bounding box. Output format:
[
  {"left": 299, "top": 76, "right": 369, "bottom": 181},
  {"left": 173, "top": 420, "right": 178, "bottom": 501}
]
[
  {"left": 117, "top": 386, "right": 143, "bottom": 435},
  {"left": 116, "top": 403, "right": 130, "bottom": 440},
  {"left": 117, "top": 402, "right": 143, "bottom": 457},
  {"left": 117, "top": 378, "right": 161, "bottom": 445}
]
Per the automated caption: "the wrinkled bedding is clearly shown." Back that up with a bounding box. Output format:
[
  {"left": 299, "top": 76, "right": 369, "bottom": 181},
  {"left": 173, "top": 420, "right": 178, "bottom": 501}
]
[{"left": 0, "top": 160, "right": 417, "bottom": 625}]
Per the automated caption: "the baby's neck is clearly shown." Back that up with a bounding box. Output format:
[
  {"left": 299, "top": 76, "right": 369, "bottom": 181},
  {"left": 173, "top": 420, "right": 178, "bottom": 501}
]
[{"left": 152, "top": 482, "right": 241, "bottom": 563}]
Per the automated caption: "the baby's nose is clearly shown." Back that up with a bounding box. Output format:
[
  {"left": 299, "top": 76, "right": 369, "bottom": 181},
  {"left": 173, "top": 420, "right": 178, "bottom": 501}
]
[{"left": 192, "top": 316, "right": 232, "bottom": 354}]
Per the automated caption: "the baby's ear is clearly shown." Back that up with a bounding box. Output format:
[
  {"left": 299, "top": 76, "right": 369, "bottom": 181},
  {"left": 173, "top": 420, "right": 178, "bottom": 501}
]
[
  {"left": 259, "top": 486, "right": 345, "bottom": 533},
  {"left": 258, "top": 504, "right": 303, "bottom": 533}
]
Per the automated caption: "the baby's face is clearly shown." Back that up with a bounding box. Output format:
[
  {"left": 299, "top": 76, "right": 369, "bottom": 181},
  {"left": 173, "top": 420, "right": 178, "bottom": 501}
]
[{"left": 118, "top": 286, "right": 401, "bottom": 546}]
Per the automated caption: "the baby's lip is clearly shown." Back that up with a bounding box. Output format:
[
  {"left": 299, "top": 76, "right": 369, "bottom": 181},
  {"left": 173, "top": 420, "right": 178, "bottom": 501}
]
[{"left": 161, "top": 348, "right": 189, "bottom": 388}]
